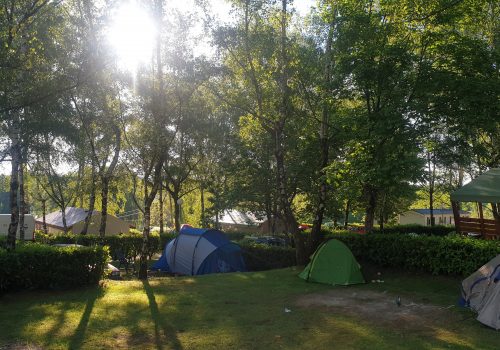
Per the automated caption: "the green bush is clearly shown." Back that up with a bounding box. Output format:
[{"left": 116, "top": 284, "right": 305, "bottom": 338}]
[
  {"left": 327, "top": 233, "right": 500, "bottom": 276},
  {"left": 34, "top": 231, "right": 177, "bottom": 261},
  {"left": 240, "top": 243, "right": 296, "bottom": 271},
  {"left": 372, "top": 224, "right": 455, "bottom": 236},
  {"left": 0, "top": 243, "right": 109, "bottom": 293}
]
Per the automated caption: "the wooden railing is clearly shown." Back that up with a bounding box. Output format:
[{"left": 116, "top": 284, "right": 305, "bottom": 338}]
[{"left": 456, "top": 217, "right": 500, "bottom": 240}]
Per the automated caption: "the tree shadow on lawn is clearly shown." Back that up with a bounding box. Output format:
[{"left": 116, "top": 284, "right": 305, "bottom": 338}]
[
  {"left": 68, "top": 286, "right": 105, "bottom": 350},
  {"left": 142, "top": 280, "right": 183, "bottom": 350},
  {"left": 145, "top": 270, "right": 498, "bottom": 350}
]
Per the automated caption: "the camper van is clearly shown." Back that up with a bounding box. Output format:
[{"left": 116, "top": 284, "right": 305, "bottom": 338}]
[{"left": 0, "top": 214, "right": 36, "bottom": 240}]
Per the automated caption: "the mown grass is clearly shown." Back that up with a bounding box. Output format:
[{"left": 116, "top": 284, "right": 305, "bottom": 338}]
[{"left": 0, "top": 267, "right": 498, "bottom": 349}]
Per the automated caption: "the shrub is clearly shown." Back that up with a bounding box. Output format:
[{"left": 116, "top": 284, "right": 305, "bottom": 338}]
[
  {"left": 327, "top": 232, "right": 500, "bottom": 276},
  {"left": 0, "top": 243, "right": 109, "bottom": 293},
  {"left": 240, "top": 243, "right": 296, "bottom": 271},
  {"left": 373, "top": 224, "right": 455, "bottom": 236},
  {"left": 34, "top": 231, "right": 177, "bottom": 261}
]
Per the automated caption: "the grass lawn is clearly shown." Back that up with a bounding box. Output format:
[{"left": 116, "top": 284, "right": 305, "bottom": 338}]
[{"left": 0, "top": 267, "right": 498, "bottom": 350}]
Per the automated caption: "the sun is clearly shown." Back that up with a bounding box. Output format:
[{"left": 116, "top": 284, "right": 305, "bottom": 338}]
[{"left": 107, "top": 1, "right": 157, "bottom": 72}]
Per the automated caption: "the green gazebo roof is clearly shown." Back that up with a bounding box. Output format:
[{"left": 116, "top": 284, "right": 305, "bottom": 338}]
[{"left": 450, "top": 168, "right": 500, "bottom": 203}]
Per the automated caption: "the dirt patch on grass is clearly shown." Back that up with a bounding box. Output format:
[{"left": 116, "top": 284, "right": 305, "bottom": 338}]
[{"left": 295, "top": 289, "right": 460, "bottom": 330}]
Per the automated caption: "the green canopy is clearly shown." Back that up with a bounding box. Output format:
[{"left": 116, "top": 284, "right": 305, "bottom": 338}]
[
  {"left": 450, "top": 168, "right": 500, "bottom": 203},
  {"left": 299, "top": 239, "right": 365, "bottom": 286}
]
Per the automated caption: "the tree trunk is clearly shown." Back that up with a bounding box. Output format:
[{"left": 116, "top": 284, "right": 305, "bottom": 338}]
[
  {"left": 159, "top": 183, "right": 164, "bottom": 234},
  {"left": 77, "top": 157, "right": 85, "bottom": 208},
  {"left": 19, "top": 162, "right": 26, "bottom": 241},
  {"left": 7, "top": 133, "right": 20, "bottom": 250},
  {"left": 364, "top": 186, "right": 377, "bottom": 233},
  {"left": 82, "top": 161, "right": 97, "bottom": 235},
  {"left": 168, "top": 191, "right": 174, "bottom": 227},
  {"left": 491, "top": 203, "right": 499, "bottom": 220},
  {"left": 138, "top": 201, "right": 152, "bottom": 280},
  {"left": 344, "top": 200, "right": 350, "bottom": 229},
  {"left": 200, "top": 183, "right": 205, "bottom": 227},
  {"left": 265, "top": 191, "right": 273, "bottom": 235},
  {"left": 61, "top": 206, "right": 68, "bottom": 234},
  {"left": 42, "top": 199, "right": 48, "bottom": 234},
  {"left": 379, "top": 191, "right": 386, "bottom": 231},
  {"left": 173, "top": 194, "right": 181, "bottom": 233},
  {"left": 275, "top": 128, "right": 306, "bottom": 263},
  {"left": 310, "top": 15, "right": 335, "bottom": 253},
  {"left": 99, "top": 124, "right": 121, "bottom": 237},
  {"left": 427, "top": 151, "right": 435, "bottom": 227},
  {"left": 277, "top": 0, "right": 306, "bottom": 265},
  {"left": 99, "top": 177, "right": 110, "bottom": 237},
  {"left": 138, "top": 0, "right": 163, "bottom": 280}
]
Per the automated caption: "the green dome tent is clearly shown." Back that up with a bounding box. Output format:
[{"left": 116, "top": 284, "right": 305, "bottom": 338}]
[{"left": 299, "top": 239, "right": 365, "bottom": 285}]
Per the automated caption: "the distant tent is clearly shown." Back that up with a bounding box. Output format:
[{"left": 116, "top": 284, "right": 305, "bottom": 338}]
[
  {"left": 36, "top": 207, "right": 131, "bottom": 235},
  {"left": 460, "top": 255, "right": 500, "bottom": 330},
  {"left": 151, "top": 226, "right": 246, "bottom": 275},
  {"left": 299, "top": 239, "right": 365, "bottom": 286}
]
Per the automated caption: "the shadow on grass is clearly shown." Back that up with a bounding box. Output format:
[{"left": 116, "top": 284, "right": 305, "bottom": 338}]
[
  {"left": 142, "top": 280, "right": 183, "bottom": 350},
  {"left": 42, "top": 301, "right": 73, "bottom": 347},
  {"left": 68, "top": 287, "right": 105, "bottom": 350}
]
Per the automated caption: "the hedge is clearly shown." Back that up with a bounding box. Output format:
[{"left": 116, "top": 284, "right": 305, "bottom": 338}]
[
  {"left": 34, "top": 231, "right": 177, "bottom": 261},
  {"left": 240, "top": 243, "right": 296, "bottom": 271},
  {"left": 238, "top": 233, "right": 499, "bottom": 276},
  {"left": 372, "top": 224, "right": 456, "bottom": 236},
  {"left": 328, "top": 233, "right": 500, "bottom": 276},
  {"left": 0, "top": 244, "right": 109, "bottom": 293}
]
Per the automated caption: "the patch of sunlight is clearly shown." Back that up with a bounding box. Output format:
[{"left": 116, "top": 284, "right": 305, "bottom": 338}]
[
  {"left": 248, "top": 272, "right": 268, "bottom": 279},
  {"left": 325, "top": 317, "right": 382, "bottom": 342},
  {"left": 178, "top": 329, "right": 240, "bottom": 349},
  {"left": 180, "top": 278, "right": 197, "bottom": 284},
  {"left": 433, "top": 327, "right": 475, "bottom": 348}
]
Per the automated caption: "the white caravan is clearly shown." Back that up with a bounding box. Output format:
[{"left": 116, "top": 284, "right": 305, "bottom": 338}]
[{"left": 0, "top": 214, "right": 36, "bottom": 240}]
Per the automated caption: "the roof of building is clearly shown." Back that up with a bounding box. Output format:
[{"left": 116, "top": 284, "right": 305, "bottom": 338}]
[
  {"left": 450, "top": 168, "right": 500, "bottom": 203},
  {"left": 218, "top": 209, "right": 264, "bottom": 226},
  {"left": 37, "top": 207, "right": 98, "bottom": 228},
  {"left": 411, "top": 209, "right": 469, "bottom": 215}
]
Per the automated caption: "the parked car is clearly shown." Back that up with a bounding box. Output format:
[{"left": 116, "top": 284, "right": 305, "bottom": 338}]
[
  {"left": 298, "top": 224, "right": 312, "bottom": 231},
  {"left": 245, "top": 236, "right": 287, "bottom": 247}
]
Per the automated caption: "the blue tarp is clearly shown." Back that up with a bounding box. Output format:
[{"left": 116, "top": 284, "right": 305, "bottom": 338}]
[{"left": 151, "top": 226, "right": 246, "bottom": 275}]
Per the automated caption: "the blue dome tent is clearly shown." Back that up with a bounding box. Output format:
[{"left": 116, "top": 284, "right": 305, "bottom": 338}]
[{"left": 151, "top": 227, "right": 246, "bottom": 275}]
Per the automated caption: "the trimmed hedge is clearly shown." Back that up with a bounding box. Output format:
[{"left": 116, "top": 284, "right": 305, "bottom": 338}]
[
  {"left": 373, "top": 224, "right": 456, "bottom": 236},
  {"left": 240, "top": 243, "right": 296, "bottom": 271},
  {"left": 0, "top": 244, "right": 109, "bottom": 292},
  {"left": 35, "top": 231, "right": 177, "bottom": 261},
  {"left": 328, "top": 233, "right": 500, "bottom": 276},
  {"left": 238, "top": 232, "right": 499, "bottom": 276}
]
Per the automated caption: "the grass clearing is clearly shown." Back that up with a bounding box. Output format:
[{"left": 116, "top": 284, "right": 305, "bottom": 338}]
[{"left": 0, "top": 267, "right": 498, "bottom": 349}]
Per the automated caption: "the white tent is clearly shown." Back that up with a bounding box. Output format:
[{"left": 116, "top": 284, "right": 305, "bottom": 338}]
[
  {"left": 461, "top": 255, "right": 500, "bottom": 330},
  {"left": 36, "top": 207, "right": 130, "bottom": 235}
]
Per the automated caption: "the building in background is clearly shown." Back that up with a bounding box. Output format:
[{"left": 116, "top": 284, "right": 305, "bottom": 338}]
[{"left": 399, "top": 209, "right": 470, "bottom": 226}]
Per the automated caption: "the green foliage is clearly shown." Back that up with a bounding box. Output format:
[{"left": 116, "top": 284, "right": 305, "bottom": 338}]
[
  {"left": 0, "top": 244, "right": 109, "bottom": 292},
  {"left": 327, "top": 233, "right": 500, "bottom": 276},
  {"left": 240, "top": 243, "right": 296, "bottom": 271},
  {"left": 372, "top": 225, "right": 456, "bottom": 236},
  {"left": 34, "top": 231, "right": 177, "bottom": 261}
]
